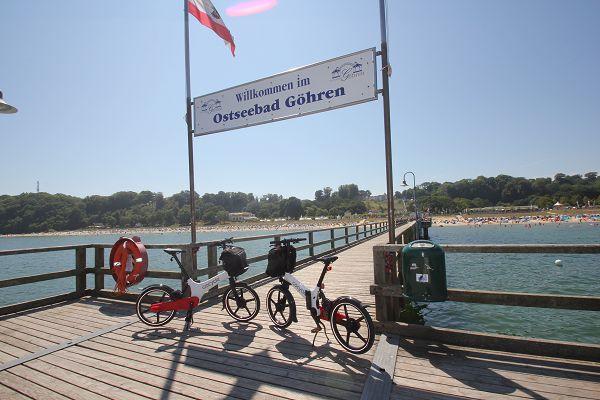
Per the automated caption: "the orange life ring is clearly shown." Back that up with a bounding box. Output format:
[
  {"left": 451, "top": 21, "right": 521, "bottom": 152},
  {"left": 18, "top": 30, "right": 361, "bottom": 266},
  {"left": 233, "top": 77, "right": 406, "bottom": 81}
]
[{"left": 109, "top": 236, "right": 148, "bottom": 293}]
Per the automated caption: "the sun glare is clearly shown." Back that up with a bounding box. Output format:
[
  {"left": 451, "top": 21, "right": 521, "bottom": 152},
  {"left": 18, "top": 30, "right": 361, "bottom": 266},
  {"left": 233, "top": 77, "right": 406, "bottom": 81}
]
[{"left": 226, "top": 0, "right": 278, "bottom": 17}]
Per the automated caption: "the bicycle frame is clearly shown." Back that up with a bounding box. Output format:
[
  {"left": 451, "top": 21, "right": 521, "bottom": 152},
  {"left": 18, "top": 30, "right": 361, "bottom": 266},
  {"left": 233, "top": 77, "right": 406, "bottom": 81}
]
[
  {"left": 150, "top": 271, "right": 229, "bottom": 312},
  {"left": 282, "top": 272, "right": 320, "bottom": 312},
  {"left": 281, "top": 272, "right": 347, "bottom": 323},
  {"left": 148, "top": 246, "right": 231, "bottom": 313}
]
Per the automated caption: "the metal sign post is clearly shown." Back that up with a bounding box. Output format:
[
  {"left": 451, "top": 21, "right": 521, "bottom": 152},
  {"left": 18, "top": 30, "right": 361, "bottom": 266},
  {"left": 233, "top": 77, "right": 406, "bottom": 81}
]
[{"left": 379, "top": 0, "right": 396, "bottom": 243}]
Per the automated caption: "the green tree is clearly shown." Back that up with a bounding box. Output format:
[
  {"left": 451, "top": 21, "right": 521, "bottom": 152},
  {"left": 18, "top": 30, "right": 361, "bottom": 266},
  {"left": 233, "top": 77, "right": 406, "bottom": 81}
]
[{"left": 282, "top": 197, "right": 303, "bottom": 219}]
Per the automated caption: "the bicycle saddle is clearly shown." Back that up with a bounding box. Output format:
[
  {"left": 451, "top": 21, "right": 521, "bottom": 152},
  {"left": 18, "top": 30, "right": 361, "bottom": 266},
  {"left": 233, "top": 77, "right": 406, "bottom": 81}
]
[
  {"left": 163, "top": 248, "right": 184, "bottom": 256},
  {"left": 316, "top": 256, "right": 338, "bottom": 264}
]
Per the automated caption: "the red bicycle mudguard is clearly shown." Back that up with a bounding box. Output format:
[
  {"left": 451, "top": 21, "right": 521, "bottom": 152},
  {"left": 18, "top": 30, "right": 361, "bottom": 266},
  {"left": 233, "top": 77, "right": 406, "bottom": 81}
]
[
  {"left": 109, "top": 236, "right": 149, "bottom": 293},
  {"left": 319, "top": 306, "right": 346, "bottom": 323},
  {"left": 150, "top": 296, "right": 199, "bottom": 312}
]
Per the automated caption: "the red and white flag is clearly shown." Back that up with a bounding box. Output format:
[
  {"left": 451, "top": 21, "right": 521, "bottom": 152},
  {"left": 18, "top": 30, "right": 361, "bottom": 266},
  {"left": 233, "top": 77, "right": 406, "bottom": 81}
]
[{"left": 188, "top": 0, "right": 236, "bottom": 56}]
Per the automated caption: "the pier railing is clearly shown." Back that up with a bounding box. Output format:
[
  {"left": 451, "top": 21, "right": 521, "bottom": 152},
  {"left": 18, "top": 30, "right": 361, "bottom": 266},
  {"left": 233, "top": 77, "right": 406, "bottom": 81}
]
[
  {"left": 370, "top": 241, "right": 600, "bottom": 360},
  {"left": 0, "top": 221, "right": 390, "bottom": 315}
]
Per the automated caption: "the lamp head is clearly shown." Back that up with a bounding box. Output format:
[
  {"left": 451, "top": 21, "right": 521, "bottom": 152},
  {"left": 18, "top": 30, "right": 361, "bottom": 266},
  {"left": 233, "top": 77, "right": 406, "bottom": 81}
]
[
  {"left": 401, "top": 179, "right": 408, "bottom": 186},
  {"left": 0, "top": 91, "right": 18, "bottom": 114}
]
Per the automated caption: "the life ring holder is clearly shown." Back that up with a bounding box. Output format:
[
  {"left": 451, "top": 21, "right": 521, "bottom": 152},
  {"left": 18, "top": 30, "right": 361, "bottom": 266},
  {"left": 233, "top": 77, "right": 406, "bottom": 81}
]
[{"left": 109, "top": 236, "right": 149, "bottom": 293}]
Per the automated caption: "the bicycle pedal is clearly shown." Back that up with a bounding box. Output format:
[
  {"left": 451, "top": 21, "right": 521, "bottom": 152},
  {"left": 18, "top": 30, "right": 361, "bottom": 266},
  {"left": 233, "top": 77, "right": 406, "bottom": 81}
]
[{"left": 310, "top": 326, "right": 322, "bottom": 333}]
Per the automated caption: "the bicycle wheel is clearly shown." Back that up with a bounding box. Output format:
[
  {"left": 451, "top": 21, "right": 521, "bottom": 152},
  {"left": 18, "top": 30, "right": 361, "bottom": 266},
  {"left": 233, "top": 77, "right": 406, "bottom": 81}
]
[
  {"left": 136, "top": 286, "right": 176, "bottom": 327},
  {"left": 223, "top": 283, "right": 260, "bottom": 322},
  {"left": 266, "top": 286, "right": 295, "bottom": 328},
  {"left": 329, "top": 297, "right": 375, "bottom": 354}
]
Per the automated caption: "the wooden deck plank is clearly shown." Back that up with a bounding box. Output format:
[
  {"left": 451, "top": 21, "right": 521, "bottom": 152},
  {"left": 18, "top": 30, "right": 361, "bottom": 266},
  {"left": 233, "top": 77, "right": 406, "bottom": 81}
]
[
  {"left": 395, "top": 354, "right": 600, "bottom": 393},
  {"left": 84, "top": 334, "right": 364, "bottom": 395},
  {"left": 105, "top": 324, "right": 372, "bottom": 376},
  {"left": 9, "top": 364, "right": 110, "bottom": 400},
  {"left": 392, "top": 339, "right": 600, "bottom": 400},
  {"left": 0, "top": 382, "right": 32, "bottom": 400},
  {"left": 0, "top": 370, "right": 66, "bottom": 400},
  {"left": 82, "top": 333, "right": 363, "bottom": 399},
  {"left": 0, "top": 335, "right": 43, "bottom": 354},
  {"left": 0, "top": 324, "right": 63, "bottom": 348},
  {"left": 395, "top": 342, "right": 600, "bottom": 383},
  {"left": 38, "top": 351, "right": 198, "bottom": 400},
  {"left": 2, "top": 316, "right": 84, "bottom": 340},
  {"left": 25, "top": 358, "right": 144, "bottom": 400},
  {"left": 55, "top": 348, "right": 260, "bottom": 400},
  {"left": 0, "top": 340, "right": 30, "bottom": 358},
  {"left": 66, "top": 345, "right": 333, "bottom": 400}
]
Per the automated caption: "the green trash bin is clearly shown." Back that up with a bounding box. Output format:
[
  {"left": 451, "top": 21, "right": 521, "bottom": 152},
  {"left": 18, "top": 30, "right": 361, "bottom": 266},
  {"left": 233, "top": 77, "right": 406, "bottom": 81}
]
[{"left": 401, "top": 240, "right": 447, "bottom": 302}]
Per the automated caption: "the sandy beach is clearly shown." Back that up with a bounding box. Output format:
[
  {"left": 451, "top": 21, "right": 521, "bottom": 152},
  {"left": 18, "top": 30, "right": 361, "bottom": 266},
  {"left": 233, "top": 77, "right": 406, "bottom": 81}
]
[
  {"left": 0, "top": 219, "right": 385, "bottom": 238},
  {"left": 432, "top": 213, "right": 600, "bottom": 227}
]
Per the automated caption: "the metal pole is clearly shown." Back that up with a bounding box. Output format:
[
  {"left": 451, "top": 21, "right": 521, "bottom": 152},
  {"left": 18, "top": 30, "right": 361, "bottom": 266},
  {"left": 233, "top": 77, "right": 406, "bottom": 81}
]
[
  {"left": 184, "top": 0, "right": 197, "bottom": 244},
  {"left": 379, "top": 0, "right": 395, "bottom": 243}
]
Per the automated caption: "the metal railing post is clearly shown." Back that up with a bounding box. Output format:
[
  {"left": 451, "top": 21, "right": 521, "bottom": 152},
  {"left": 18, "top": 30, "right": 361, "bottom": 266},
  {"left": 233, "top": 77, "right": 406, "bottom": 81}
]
[
  {"left": 308, "top": 232, "right": 314, "bottom": 257},
  {"left": 344, "top": 227, "right": 349, "bottom": 245}
]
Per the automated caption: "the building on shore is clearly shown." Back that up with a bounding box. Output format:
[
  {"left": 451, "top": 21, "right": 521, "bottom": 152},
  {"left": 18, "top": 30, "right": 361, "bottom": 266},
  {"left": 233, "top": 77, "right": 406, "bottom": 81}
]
[{"left": 228, "top": 212, "right": 258, "bottom": 222}]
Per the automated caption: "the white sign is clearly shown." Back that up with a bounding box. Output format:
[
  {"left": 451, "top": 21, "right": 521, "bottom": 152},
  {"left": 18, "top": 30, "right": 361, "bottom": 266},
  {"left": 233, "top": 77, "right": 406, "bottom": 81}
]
[{"left": 193, "top": 48, "right": 377, "bottom": 136}]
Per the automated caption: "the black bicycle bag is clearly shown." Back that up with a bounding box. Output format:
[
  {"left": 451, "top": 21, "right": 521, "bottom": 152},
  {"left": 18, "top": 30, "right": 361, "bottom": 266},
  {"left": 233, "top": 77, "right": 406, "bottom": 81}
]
[
  {"left": 266, "top": 245, "right": 297, "bottom": 277},
  {"left": 220, "top": 246, "right": 248, "bottom": 277}
]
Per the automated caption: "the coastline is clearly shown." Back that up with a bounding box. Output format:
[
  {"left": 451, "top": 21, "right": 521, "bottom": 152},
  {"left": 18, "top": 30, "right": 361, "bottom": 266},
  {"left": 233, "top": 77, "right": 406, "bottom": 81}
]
[
  {"left": 432, "top": 214, "right": 600, "bottom": 227},
  {"left": 0, "top": 219, "right": 382, "bottom": 238}
]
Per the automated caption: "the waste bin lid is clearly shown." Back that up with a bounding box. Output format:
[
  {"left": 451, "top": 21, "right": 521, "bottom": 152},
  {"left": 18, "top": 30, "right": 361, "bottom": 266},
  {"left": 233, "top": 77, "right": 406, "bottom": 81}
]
[{"left": 410, "top": 241, "right": 435, "bottom": 249}]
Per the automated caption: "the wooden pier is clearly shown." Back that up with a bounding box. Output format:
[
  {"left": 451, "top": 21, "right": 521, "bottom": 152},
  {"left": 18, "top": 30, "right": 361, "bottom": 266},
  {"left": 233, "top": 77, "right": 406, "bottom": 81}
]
[{"left": 1, "top": 223, "right": 599, "bottom": 399}]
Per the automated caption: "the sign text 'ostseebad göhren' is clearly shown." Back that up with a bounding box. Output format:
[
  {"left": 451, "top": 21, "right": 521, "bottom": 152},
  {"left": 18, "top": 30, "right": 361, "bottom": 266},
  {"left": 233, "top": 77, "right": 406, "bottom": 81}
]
[{"left": 193, "top": 48, "right": 378, "bottom": 136}]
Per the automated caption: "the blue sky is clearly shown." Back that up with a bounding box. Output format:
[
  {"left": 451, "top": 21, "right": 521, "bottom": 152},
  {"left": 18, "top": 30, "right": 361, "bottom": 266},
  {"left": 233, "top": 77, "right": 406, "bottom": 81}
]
[{"left": 1, "top": 0, "right": 599, "bottom": 200}]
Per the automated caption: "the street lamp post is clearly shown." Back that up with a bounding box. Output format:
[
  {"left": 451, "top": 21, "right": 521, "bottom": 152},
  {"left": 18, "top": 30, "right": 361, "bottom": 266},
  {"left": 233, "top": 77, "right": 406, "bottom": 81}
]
[
  {"left": 402, "top": 171, "right": 419, "bottom": 238},
  {"left": 0, "top": 91, "right": 18, "bottom": 114}
]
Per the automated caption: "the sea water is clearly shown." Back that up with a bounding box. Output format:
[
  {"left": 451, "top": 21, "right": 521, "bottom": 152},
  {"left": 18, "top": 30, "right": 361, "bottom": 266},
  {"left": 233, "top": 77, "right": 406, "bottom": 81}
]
[
  {"left": 426, "top": 223, "right": 599, "bottom": 344},
  {"left": 0, "top": 228, "right": 345, "bottom": 308}
]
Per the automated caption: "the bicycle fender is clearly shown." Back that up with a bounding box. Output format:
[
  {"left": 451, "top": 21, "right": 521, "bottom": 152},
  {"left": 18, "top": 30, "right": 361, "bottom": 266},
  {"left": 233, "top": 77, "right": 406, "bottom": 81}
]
[
  {"left": 140, "top": 283, "right": 175, "bottom": 294},
  {"left": 330, "top": 296, "right": 362, "bottom": 317}
]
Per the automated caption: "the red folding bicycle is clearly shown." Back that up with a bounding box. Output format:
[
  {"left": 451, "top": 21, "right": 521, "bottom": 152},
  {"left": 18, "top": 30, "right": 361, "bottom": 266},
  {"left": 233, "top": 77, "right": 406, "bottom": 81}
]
[{"left": 135, "top": 238, "right": 260, "bottom": 330}]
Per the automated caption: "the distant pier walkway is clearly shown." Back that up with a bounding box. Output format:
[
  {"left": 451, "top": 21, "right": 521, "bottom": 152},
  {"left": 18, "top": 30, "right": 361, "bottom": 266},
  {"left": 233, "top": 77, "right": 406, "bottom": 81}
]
[{"left": 1, "top": 231, "right": 599, "bottom": 399}]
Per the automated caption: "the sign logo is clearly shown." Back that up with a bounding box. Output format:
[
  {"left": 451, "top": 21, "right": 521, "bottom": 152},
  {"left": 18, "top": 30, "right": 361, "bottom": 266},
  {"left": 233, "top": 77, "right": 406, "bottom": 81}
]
[
  {"left": 200, "top": 99, "right": 222, "bottom": 113},
  {"left": 331, "top": 61, "right": 364, "bottom": 81}
]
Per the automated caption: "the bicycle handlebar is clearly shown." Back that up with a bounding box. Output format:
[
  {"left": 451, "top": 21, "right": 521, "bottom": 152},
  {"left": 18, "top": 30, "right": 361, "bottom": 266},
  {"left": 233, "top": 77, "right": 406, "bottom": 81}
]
[
  {"left": 270, "top": 237, "right": 306, "bottom": 245},
  {"left": 213, "top": 237, "right": 234, "bottom": 248}
]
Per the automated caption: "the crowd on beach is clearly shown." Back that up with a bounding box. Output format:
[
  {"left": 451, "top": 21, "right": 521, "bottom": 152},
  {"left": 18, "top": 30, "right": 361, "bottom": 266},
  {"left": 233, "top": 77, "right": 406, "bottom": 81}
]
[{"left": 433, "top": 214, "right": 600, "bottom": 227}]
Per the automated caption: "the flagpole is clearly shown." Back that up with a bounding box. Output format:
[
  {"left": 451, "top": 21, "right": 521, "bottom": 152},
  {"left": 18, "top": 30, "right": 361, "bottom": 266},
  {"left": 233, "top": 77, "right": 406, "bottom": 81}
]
[{"left": 184, "top": 0, "right": 198, "bottom": 244}]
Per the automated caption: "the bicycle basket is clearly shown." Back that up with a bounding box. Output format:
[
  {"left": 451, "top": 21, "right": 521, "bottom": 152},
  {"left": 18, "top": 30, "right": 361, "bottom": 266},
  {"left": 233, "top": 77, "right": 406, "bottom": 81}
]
[
  {"left": 220, "top": 246, "right": 248, "bottom": 277},
  {"left": 266, "top": 245, "right": 297, "bottom": 277}
]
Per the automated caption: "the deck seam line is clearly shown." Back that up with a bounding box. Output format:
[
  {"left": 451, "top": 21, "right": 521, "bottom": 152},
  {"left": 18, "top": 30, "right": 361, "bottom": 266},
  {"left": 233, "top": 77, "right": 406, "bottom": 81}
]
[{"left": 0, "top": 317, "right": 137, "bottom": 372}]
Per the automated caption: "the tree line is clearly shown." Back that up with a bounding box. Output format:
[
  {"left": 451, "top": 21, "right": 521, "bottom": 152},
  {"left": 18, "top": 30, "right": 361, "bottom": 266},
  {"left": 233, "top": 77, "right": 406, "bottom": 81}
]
[
  {"left": 396, "top": 172, "right": 599, "bottom": 213},
  {"left": 0, "top": 184, "right": 372, "bottom": 234},
  {"left": 2, "top": 173, "right": 597, "bottom": 234}
]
